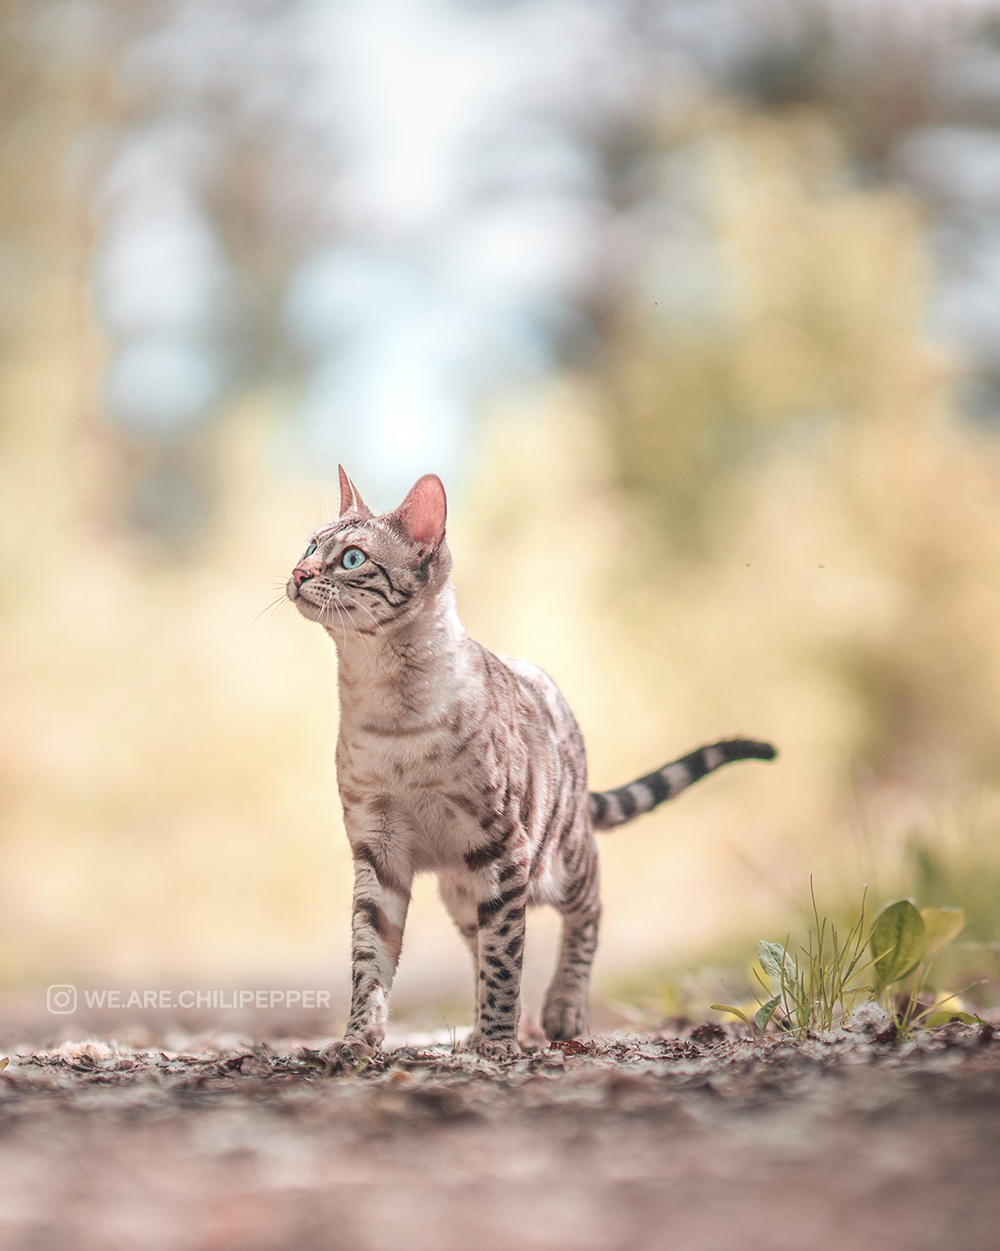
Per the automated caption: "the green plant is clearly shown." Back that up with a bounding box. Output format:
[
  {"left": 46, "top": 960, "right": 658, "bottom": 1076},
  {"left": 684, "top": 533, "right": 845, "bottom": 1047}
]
[
  {"left": 443, "top": 1016, "right": 459, "bottom": 1054},
  {"left": 714, "top": 881, "right": 878, "bottom": 1038},
  {"left": 869, "top": 899, "right": 973, "bottom": 1032},
  {"left": 713, "top": 884, "right": 971, "bottom": 1039}
]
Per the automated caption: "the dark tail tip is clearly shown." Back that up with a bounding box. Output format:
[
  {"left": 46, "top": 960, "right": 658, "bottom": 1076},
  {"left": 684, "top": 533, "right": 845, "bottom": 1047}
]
[{"left": 719, "top": 738, "right": 778, "bottom": 763}]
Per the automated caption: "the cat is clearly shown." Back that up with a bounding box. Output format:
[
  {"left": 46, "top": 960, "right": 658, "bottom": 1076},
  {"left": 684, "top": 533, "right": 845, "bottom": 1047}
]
[{"left": 287, "top": 467, "right": 776, "bottom": 1066}]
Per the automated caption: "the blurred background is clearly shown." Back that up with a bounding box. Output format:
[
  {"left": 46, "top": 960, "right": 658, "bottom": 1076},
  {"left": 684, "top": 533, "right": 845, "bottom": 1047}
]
[{"left": 4, "top": 0, "right": 1000, "bottom": 1037}]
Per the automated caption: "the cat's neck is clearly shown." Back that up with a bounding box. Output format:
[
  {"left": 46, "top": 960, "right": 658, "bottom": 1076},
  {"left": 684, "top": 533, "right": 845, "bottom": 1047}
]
[{"left": 329, "top": 582, "right": 469, "bottom": 729}]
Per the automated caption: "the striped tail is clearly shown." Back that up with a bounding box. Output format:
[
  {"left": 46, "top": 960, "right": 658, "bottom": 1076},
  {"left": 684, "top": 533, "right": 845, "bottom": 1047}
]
[{"left": 588, "top": 738, "right": 777, "bottom": 831}]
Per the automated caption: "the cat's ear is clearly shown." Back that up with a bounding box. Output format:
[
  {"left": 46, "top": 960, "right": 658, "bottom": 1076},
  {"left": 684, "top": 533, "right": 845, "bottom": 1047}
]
[
  {"left": 338, "top": 465, "right": 372, "bottom": 518},
  {"left": 392, "top": 474, "right": 447, "bottom": 550}
]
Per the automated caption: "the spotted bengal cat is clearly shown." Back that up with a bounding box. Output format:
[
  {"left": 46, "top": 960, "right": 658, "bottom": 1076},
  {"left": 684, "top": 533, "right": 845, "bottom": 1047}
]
[{"left": 287, "top": 468, "right": 776, "bottom": 1066}]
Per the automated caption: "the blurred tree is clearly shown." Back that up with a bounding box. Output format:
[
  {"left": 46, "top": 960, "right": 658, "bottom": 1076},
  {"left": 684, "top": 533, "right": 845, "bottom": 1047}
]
[
  {"left": 597, "top": 100, "right": 1000, "bottom": 794},
  {"left": 599, "top": 106, "right": 921, "bottom": 556}
]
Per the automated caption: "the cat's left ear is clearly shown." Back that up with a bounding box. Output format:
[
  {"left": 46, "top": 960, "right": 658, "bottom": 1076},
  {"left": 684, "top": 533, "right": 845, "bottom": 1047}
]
[
  {"left": 338, "top": 465, "right": 373, "bottom": 518},
  {"left": 392, "top": 474, "right": 447, "bottom": 551}
]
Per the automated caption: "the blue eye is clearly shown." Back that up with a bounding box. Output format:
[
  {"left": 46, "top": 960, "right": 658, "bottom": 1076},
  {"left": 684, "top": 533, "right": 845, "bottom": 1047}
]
[
  {"left": 342, "top": 547, "right": 366, "bottom": 570},
  {"left": 303, "top": 541, "right": 317, "bottom": 558}
]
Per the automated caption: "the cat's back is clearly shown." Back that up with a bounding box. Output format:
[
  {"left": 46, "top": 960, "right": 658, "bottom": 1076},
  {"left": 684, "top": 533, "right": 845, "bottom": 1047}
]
[{"left": 495, "top": 653, "right": 586, "bottom": 763}]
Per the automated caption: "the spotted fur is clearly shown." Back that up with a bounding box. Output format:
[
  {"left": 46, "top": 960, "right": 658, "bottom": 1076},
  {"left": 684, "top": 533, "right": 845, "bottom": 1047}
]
[{"left": 287, "top": 468, "right": 777, "bottom": 1066}]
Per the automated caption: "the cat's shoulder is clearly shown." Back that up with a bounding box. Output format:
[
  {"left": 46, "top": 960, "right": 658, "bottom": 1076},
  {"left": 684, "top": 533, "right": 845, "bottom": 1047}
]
[
  {"left": 496, "top": 653, "right": 550, "bottom": 686},
  {"left": 467, "top": 643, "right": 572, "bottom": 718},
  {"left": 496, "top": 654, "right": 566, "bottom": 706}
]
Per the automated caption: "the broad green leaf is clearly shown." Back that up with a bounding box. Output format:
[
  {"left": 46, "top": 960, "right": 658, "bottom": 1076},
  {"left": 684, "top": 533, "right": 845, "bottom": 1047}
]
[
  {"left": 711, "top": 1004, "right": 750, "bottom": 1027},
  {"left": 926, "top": 1010, "right": 976, "bottom": 1027},
  {"left": 870, "top": 899, "right": 927, "bottom": 990},
  {"left": 920, "top": 907, "right": 965, "bottom": 956},
  {"left": 754, "top": 996, "right": 781, "bottom": 1033},
  {"left": 758, "top": 941, "right": 797, "bottom": 984},
  {"left": 757, "top": 941, "right": 784, "bottom": 979}
]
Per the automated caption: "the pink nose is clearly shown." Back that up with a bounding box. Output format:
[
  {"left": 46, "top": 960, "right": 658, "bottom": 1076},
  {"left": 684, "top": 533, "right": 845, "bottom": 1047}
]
[{"left": 293, "top": 566, "right": 313, "bottom": 587}]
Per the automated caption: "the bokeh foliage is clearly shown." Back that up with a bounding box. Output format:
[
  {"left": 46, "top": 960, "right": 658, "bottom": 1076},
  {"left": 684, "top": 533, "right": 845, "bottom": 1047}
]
[
  {"left": 602, "top": 107, "right": 924, "bottom": 556},
  {"left": 598, "top": 104, "right": 1000, "bottom": 800}
]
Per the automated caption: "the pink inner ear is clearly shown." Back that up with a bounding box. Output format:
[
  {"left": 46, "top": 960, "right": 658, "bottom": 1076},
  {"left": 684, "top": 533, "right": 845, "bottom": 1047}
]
[{"left": 396, "top": 474, "right": 447, "bottom": 548}]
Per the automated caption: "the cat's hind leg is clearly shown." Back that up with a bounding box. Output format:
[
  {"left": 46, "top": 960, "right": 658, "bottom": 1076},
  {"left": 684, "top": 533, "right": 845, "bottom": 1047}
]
[
  {"left": 542, "top": 838, "right": 601, "bottom": 1042},
  {"left": 438, "top": 874, "right": 481, "bottom": 1036}
]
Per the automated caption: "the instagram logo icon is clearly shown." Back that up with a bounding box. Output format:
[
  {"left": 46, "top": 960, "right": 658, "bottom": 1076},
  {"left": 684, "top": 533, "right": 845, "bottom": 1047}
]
[{"left": 47, "top": 985, "right": 76, "bottom": 1014}]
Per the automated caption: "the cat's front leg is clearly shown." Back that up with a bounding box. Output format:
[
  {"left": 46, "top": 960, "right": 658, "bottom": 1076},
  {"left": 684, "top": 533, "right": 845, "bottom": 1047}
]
[
  {"left": 322, "top": 839, "right": 411, "bottom": 1071},
  {"left": 467, "top": 857, "right": 529, "bottom": 1058}
]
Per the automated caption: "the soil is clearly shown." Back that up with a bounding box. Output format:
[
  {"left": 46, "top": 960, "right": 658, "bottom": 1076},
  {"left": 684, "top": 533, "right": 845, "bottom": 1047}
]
[{"left": 0, "top": 1020, "right": 997, "bottom": 1251}]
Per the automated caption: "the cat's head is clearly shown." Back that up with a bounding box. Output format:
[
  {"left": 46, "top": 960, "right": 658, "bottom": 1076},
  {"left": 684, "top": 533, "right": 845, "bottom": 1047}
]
[{"left": 287, "top": 467, "right": 451, "bottom": 634}]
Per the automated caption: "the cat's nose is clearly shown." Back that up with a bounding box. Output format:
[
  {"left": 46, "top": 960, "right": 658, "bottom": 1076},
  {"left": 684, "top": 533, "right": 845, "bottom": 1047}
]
[{"left": 293, "top": 567, "right": 314, "bottom": 587}]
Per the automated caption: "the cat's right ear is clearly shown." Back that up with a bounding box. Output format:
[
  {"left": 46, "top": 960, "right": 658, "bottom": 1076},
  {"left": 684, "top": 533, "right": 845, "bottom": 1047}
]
[
  {"left": 338, "top": 465, "right": 373, "bottom": 518},
  {"left": 392, "top": 474, "right": 447, "bottom": 552}
]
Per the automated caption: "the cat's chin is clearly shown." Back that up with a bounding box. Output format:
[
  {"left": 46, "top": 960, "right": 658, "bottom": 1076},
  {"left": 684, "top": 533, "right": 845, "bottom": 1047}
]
[
  {"left": 292, "top": 598, "right": 326, "bottom": 623},
  {"left": 286, "top": 588, "right": 323, "bottom": 621},
  {"left": 293, "top": 596, "right": 352, "bottom": 634}
]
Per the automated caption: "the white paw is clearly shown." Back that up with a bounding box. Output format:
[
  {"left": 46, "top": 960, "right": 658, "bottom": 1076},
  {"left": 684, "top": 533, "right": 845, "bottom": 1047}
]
[
  {"left": 468, "top": 1034, "right": 521, "bottom": 1059},
  {"left": 542, "top": 999, "right": 586, "bottom": 1042},
  {"left": 320, "top": 1037, "right": 377, "bottom": 1073}
]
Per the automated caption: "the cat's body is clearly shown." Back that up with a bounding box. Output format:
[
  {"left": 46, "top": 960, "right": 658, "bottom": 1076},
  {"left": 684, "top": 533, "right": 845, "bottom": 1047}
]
[{"left": 288, "top": 469, "right": 775, "bottom": 1065}]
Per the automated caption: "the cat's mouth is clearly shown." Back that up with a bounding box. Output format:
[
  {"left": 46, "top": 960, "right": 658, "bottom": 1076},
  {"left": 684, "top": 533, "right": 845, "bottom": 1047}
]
[
  {"left": 287, "top": 577, "right": 355, "bottom": 626},
  {"left": 287, "top": 577, "right": 320, "bottom": 616}
]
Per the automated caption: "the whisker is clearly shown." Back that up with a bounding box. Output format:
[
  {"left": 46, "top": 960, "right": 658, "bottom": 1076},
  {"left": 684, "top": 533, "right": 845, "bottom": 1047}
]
[
  {"left": 240, "top": 593, "right": 291, "bottom": 649},
  {"left": 247, "top": 594, "right": 290, "bottom": 629},
  {"left": 286, "top": 511, "right": 322, "bottom": 532},
  {"left": 326, "top": 596, "right": 359, "bottom": 653},
  {"left": 328, "top": 590, "right": 385, "bottom": 659},
  {"left": 372, "top": 475, "right": 402, "bottom": 512},
  {"left": 350, "top": 596, "right": 386, "bottom": 636},
  {"left": 332, "top": 599, "right": 351, "bottom": 644}
]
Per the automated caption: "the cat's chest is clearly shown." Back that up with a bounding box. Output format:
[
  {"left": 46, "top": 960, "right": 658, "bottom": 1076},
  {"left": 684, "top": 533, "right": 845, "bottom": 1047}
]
[
  {"left": 339, "top": 718, "right": 473, "bottom": 774},
  {"left": 337, "top": 720, "right": 501, "bottom": 840}
]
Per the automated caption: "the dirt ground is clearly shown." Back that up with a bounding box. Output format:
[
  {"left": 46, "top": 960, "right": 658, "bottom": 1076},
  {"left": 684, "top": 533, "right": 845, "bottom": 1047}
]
[{"left": 0, "top": 1017, "right": 997, "bottom": 1251}]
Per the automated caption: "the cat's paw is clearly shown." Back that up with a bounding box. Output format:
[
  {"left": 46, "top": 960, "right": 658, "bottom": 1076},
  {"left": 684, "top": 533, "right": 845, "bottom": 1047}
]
[
  {"left": 320, "top": 1037, "right": 377, "bottom": 1073},
  {"left": 467, "top": 1033, "right": 521, "bottom": 1059},
  {"left": 542, "top": 998, "right": 586, "bottom": 1042}
]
